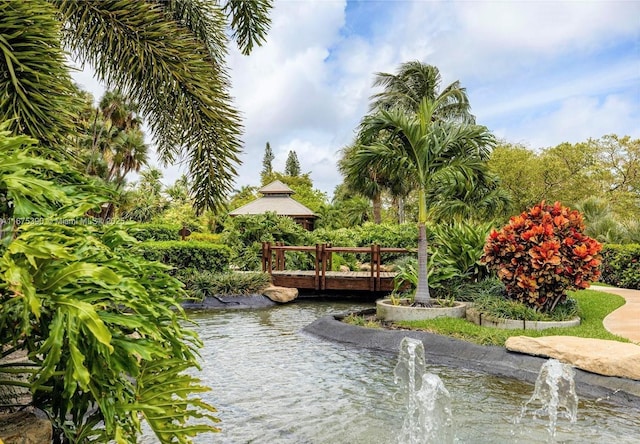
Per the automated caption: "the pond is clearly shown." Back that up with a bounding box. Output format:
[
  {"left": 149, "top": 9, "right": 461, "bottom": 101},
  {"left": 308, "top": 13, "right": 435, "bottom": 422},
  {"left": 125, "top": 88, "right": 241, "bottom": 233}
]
[{"left": 145, "top": 301, "right": 640, "bottom": 443}]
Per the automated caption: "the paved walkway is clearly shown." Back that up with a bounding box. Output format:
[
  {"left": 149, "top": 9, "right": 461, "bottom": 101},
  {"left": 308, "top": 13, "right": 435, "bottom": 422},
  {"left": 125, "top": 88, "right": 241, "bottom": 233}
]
[{"left": 591, "top": 285, "right": 640, "bottom": 344}]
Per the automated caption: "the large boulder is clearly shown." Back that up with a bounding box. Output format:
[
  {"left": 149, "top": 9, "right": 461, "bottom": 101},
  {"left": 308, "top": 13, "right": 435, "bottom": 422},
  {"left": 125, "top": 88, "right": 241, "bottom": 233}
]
[
  {"left": 505, "top": 336, "right": 640, "bottom": 380},
  {"left": 0, "top": 409, "right": 52, "bottom": 444},
  {"left": 262, "top": 285, "right": 298, "bottom": 303}
]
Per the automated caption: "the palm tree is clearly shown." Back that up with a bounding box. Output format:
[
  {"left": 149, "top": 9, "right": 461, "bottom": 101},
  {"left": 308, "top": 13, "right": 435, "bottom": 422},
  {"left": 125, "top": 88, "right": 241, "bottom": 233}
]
[
  {"left": 340, "top": 62, "right": 474, "bottom": 224},
  {"left": 0, "top": 0, "right": 272, "bottom": 212},
  {"left": 108, "top": 128, "right": 149, "bottom": 188},
  {"left": 351, "top": 96, "right": 496, "bottom": 305},
  {"left": 339, "top": 142, "right": 387, "bottom": 224},
  {"left": 370, "top": 61, "right": 475, "bottom": 123}
]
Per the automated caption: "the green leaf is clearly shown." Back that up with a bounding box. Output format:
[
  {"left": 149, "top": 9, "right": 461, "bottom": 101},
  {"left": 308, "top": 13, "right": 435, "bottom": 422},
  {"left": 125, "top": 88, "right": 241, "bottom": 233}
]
[
  {"left": 57, "top": 298, "right": 113, "bottom": 352},
  {"left": 41, "top": 262, "right": 120, "bottom": 292}
]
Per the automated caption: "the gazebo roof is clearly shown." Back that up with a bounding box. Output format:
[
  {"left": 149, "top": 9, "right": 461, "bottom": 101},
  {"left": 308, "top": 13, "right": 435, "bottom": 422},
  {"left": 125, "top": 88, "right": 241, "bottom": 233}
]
[
  {"left": 258, "top": 180, "right": 294, "bottom": 195},
  {"left": 228, "top": 181, "right": 316, "bottom": 218}
]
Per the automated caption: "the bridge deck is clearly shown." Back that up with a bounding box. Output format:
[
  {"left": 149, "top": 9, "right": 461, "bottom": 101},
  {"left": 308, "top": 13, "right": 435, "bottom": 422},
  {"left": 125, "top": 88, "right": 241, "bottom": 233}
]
[
  {"left": 270, "top": 270, "right": 398, "bottom": 292},
  {"left": 262, "top": 242, "right": 410, "bottom": 293}
]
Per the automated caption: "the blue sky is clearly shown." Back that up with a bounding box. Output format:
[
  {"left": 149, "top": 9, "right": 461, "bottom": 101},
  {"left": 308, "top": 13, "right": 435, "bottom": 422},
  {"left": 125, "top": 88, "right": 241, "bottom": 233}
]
[{"left": 72, "top": 0, "right": 640, "bottom": 198}]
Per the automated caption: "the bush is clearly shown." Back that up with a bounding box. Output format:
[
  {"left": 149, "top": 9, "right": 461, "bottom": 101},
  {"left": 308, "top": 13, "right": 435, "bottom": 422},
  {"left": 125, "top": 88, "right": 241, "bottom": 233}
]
[
  {"left": 355, "top": 222, "right": 418, "bottom": 262},
  {"left": 136, "top": 241, "right": 231, "bottom": 272},
  {"left": 599, "top": 244, "right": 640, "bottom": 289},
  {"left": 177, "top": 271, "right": 271, "bottom": 298},
  {"left": 430, "top": 221, "right": 493, "bottom": 281},
  {"left": 481, "top": 201, "right": 601, "bottom": 312},
  {"left": 129, "top": 223, "right": 181, "bottom": 241},
  {"left": 354, "top": 222, "right": 418, "bottom": 249},
  {"left": 188, "top": 232, "right": 223, "bottom": 243}
]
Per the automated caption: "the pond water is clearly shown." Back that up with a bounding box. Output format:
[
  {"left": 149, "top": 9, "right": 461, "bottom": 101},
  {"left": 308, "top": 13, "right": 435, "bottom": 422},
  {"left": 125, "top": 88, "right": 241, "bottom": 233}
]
[{"left": 145, "top": 301, "right": 640, "bottom": 443}]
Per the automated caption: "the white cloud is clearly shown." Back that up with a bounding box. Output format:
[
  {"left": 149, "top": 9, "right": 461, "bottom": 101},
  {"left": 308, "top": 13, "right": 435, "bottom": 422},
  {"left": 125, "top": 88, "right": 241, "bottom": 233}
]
[{"left": 510, "top": 94, "right": 640, "bottom": 149}]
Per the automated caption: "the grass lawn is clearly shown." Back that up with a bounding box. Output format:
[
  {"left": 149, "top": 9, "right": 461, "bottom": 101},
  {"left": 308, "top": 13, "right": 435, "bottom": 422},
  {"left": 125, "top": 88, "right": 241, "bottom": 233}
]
[{"left": 391, "top": 289, "right": 629, "bottom": 347}]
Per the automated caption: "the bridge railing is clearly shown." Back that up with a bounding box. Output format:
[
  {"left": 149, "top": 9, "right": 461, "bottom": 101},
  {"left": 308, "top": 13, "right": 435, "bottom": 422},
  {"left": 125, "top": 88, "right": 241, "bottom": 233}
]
[{"left": 261, "top": 242, "right": 411, "bottom": 291}]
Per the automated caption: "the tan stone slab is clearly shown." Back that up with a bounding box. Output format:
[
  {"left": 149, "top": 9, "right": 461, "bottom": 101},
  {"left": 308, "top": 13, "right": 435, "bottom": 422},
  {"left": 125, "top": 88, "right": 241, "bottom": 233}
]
[
  {"left": 591, "top": 285, "right": 640, "bottom": 344},
  {"left": 262, "top": 285, "right": 298, "bottom": 303},
  {"left": 505, "top": 335, "right": 640, "bottom": 380},
  {"left": 0, "top": 410, "right": 52, "bottom": 444}
]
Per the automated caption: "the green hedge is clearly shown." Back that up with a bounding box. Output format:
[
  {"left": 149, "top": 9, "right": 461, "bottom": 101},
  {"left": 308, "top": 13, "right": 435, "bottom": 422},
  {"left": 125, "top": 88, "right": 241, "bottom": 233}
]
[
  {"left": 600, "top": 244, "right": 640, "bottom": 289},
  {"left": 135, "top": 241, "right": 231, "bottom": 272},
  {"left": 129, "top": 224, "right": 181, "bottom": 241}
]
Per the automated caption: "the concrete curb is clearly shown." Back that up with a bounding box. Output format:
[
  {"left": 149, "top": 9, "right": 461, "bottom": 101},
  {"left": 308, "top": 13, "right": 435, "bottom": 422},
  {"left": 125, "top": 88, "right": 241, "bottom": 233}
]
[
  {"left": 465, "top": 307, "right": 581, "bottom": 330},
  {"left": 303, "top": 311, "right": 640, "bottom": 410}
]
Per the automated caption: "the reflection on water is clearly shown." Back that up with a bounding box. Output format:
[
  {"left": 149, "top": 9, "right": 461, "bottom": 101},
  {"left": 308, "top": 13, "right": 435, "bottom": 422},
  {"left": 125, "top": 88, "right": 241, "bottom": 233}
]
[{"left": 142, "top": 301, "right": 640, "bottom": 443}]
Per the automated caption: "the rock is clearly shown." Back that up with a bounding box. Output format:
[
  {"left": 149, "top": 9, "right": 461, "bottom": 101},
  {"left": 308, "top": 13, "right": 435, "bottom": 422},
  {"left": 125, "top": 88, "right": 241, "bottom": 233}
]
[
  {"left": 0, "top": 409, "right": 52, "bottom": 444},
  {"left": 505, "top": 336, "right": 640, "bottom": 380},
  {"left": 339, "top": 265, "right": 350, "bottom": 272},
  {"left": 262, "top": 285, "right": 298, "bottom": 303}
]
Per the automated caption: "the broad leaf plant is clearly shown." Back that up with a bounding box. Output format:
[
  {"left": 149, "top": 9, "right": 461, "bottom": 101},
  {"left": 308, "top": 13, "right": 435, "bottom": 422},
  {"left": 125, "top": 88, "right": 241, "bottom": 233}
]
[{"left": 0, "top": 129, "right": 218, "bottom": 442}]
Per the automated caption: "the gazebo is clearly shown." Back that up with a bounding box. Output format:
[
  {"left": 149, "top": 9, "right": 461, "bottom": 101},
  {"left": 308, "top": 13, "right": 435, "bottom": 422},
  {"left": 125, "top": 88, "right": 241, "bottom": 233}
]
[{"left": 228, "top": 180, "right": 317, "bottom": 230}]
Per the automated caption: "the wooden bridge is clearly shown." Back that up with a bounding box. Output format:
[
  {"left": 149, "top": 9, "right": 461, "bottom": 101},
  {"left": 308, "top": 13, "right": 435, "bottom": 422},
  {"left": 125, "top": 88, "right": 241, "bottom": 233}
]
[{"left": 261, "top": 242, "right": 411, "bottom": 292}]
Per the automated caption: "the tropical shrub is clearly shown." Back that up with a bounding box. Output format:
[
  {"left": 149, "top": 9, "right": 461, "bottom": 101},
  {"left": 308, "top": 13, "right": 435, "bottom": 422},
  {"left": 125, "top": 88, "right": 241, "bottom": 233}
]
[
  {"left": 392, "top": 256, "right": 464, "bottom": 296},
  {"left": 312, "top": 227, "right": 358, "bottom": 247},
  {"left": 430, "top": 221, "right": 493, "bottom": 281},
  {"left": 481, "top": 201, "right": 602, "bottom": 312},
  {"left": 0, "top": 130, "right": 217, "bottom": 442},
  {"left": 391, "top": 221, "right": 492, "bottom": 297},
  {"left": 135, "top": 241, "right": 230, "bottom": 272},
  {"left": 177, "top": 270, "right": 271, "bottom": 299},
  {"left": 129, "top": 223, "right": 181, "bottom": 241},
  {"left": 188, "top": 232, "right": 223, "bottom": 243},
  {"left": 355, "top": 222, "right": 418, "bottom": 262},
  {"left": 599, "top": 244, "right": 640, "bottom": 289}
]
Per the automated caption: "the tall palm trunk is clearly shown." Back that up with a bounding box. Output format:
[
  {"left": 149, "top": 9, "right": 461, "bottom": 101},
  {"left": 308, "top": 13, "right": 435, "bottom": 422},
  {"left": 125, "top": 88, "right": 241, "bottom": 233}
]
[
  {"left": 397, "top": 196, "right": 405, "bottom": 224},
  {"left": 414, "top": 189, "right": 431, "bottom": 305},
  {"left": 373, "top": 192, "right": 382, "bottom": 224},
  {"left": 414, "top": 222, "right": 431, "bottom": 305}
]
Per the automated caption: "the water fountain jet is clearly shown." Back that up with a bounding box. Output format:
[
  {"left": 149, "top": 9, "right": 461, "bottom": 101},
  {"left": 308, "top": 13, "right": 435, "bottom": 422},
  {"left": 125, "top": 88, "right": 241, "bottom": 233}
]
[
  {"left": 394, "top": 337, "right": 453, "bottom": 444},
  {"left": 515, "top": 358, "right": 578, "bottom": 439}
]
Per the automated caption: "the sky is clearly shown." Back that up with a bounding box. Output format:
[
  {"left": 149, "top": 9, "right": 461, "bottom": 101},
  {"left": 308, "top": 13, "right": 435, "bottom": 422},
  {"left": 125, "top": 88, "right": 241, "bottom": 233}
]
[{"left": 71, "top": 0, "right": 640, "bottom": 199}]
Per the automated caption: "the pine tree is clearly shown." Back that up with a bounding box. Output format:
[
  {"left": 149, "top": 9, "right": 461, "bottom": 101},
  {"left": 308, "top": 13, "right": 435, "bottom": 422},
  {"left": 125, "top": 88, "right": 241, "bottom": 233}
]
[
  {"left": 285, "top": 150, "right": 301, "bottom": 176},
  {"left": 261, "top": 141, "right": 274, "bottom": 180}
]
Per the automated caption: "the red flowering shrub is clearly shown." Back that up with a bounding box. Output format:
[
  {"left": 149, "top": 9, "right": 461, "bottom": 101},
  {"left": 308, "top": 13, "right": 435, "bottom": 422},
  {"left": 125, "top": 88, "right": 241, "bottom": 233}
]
[{"left": 481, "top": 201, "right": 602, "bottom": 312}]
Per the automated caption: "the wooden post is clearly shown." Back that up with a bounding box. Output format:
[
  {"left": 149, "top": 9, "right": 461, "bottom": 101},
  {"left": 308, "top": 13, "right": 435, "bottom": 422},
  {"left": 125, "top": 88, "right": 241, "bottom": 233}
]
[
  {"left": 281, "top": 242, "right": 286, "bottom": 271},
  {"left": 370, "top": 244, "right": 375, "bottom": 291},
  {"left": 375, "top": 244, "right": 381, "bottom": 291},
  {"left": 276, "top": 241, "right": 285, "bottom": 271},
  {"left": 261, "top": 242, "right": 269, "bottom": 272},
  {"left": 321, "top": 243, "right": 327, "bottom": 290},
  {"left": 327, "top": 243, "right": 333, "bottom": 272},
  {"left": 314, "top": 243, "right": 321, "bottom": 290},
  {"left": 179, "top": 226, "right": 191, "bottom": 240}
]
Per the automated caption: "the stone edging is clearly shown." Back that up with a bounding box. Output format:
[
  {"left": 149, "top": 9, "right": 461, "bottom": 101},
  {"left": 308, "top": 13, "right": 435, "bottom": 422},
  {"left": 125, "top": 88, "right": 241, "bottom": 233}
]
[{"left": 465, "top": 307, "right": 581, "bottom": 330}]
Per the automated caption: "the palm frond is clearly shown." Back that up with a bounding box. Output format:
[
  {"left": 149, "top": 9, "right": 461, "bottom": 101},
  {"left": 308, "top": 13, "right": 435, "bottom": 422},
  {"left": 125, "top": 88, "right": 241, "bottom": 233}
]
[
  {"left": 224, "top": 0, "right": 273, "bottom": 55},
  {"left": 55, "top": 0, "right": 242, "bottom": 212},
  {"left": 0, "top": 0, "right": 79, "bottom": 146},
  {"left": 159, "top": 0, "right": 229, "bottom": 66}
]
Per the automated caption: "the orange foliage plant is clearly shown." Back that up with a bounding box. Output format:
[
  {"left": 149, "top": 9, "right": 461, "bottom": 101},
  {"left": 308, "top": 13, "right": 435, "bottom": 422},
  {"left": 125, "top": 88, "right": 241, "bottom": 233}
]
[{"left": 481, "top": 201, "right": 602, "bottom": 312}]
